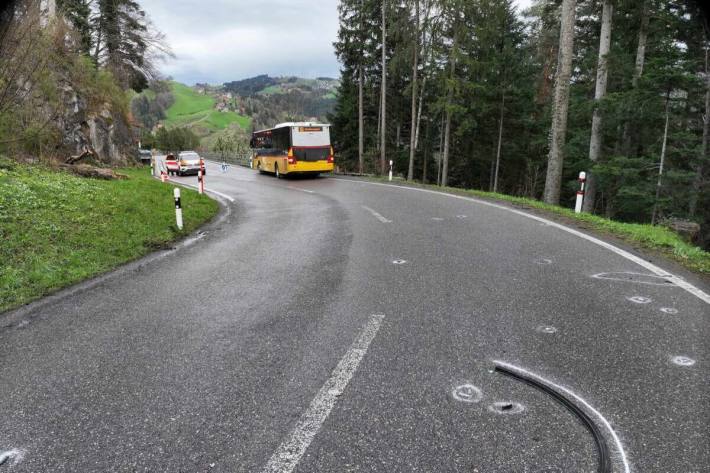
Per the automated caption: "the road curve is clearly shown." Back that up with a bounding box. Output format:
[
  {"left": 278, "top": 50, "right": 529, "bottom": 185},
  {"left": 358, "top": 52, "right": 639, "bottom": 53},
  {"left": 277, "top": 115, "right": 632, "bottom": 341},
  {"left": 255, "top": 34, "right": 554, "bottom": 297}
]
[{"left": 0, "top": 162, "right": 707, "bottom": 472}]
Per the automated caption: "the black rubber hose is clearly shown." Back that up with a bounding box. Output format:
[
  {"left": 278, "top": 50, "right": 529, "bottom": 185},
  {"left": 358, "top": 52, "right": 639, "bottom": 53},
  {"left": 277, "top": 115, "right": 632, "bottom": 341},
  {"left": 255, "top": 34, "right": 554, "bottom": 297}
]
[{"left": 494, "top": 364, "right": 612, "bottom": 473}]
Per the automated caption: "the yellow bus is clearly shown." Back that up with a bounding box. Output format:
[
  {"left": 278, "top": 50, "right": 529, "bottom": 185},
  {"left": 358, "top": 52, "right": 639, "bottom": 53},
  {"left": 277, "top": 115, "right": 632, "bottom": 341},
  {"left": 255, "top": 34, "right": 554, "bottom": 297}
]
[{"left": 250, "top": 122, "right": 335, "bottom": 177}]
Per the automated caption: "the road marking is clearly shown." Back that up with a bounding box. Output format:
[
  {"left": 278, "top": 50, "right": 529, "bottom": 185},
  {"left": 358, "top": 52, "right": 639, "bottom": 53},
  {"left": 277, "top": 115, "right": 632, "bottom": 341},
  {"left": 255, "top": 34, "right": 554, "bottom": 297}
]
[
  {"left": 333, "top": 178, "right": 710, "bottom": 305},
  {"left": 493, "top": 360, "right": 630, "bottom": 473},
  {"left": 168, "top": 180, "right": 236, "bottom": 203},
  {"left": 536, "top": 325, "right": 558, "bottom": 334},
  {"left": 361, "top": 205, "right": 391, "bottom": 223},
  {"left": 534, "top": 258, "right": 553, "bottom": 265},
  {"left": 626, "top": 296, "right": 651, "bottom": 304},
  {"left": 289, "top": 187, "right": 315, "bottom": 194},
  {"left": 592, "top": 271, "right": 676, "bottom": 287},
  {"left": 392, "top": 259, "right": 408, "bottom": 265},
  {"left": 488, "top": 401, "right": 524, "bottom": 414},
  {"left": 671, "top": 356, "right": 696, "bottom": 366},
  {"left": 0, "top": 449, "right": 25, "bottom": 467},
  {"left": 262, "top": 314, "right": 386, "bottom": 473},
  {"left": 452, "top": 384, "right": 483, "bottom": 403},
  {"left": 660, "top": 307, "right": 678, "bottom": 314}
]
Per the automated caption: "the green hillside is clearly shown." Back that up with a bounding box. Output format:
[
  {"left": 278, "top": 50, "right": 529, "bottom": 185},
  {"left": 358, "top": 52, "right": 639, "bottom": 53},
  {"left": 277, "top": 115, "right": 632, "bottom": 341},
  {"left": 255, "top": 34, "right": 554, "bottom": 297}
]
[{"left": 164, "top": 82, "right": 251, "bottom": 133}]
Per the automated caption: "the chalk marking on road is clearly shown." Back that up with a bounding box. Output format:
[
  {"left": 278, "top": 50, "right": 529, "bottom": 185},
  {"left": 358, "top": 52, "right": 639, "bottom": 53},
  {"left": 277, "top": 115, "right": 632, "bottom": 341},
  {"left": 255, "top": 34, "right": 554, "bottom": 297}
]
[
  {"left": 0, "top": 449, "right": 25, "bottom": 467},
  {"left": 592, "top": 271, "right": 677, "bottom": 287},
  {"left": 288, "top": 187, "right": 315, "bottom": 194},
  {"left": 361, "top": 205, "right": 391, "bottom": 223},
  {"left": 660, "top": 307, "right": 678, "bottom": 314},
  {"left": 431, "top": 217, "right": 445, "bottom": 221},
  {"left": 452, "top": 384, "right": 483, "bottom": 403},
  {"left": 332, "top": 178, "right": 710, "bottom": 305},
  {"left": 536, "top": 325, "right": 558, "bottom": 334},
  {"left": 488, "top": 401, "right": 524, "bottom": 414},
  {"left": 392, "top": 259, "right": 408, "bottom": 265},
  {"left": 262, "top": 314, "right": 386, "bottom": 473},
  {"left": 626, "top": 296, "right": 652, "bottom": 304},
  {"left": 535, "top": 258, "right": 553, "bottom": 265},
  {"left": 671, "top": 356, "right": 695, "bottom": 366},
  {"left": 493, "top": 360, "right": 631, "bottom": 473}
]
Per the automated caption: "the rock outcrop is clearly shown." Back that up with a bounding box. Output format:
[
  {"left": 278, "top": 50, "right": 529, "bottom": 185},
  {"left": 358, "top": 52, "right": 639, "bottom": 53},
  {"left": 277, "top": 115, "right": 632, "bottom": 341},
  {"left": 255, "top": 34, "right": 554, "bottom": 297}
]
[{"left": 58, "top": 83, "right": 137, "bottom": 166}]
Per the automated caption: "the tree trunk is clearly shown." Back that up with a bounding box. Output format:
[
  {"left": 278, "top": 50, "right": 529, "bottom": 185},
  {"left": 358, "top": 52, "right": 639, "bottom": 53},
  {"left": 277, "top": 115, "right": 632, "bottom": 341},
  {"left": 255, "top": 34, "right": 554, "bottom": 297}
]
[
  {"left": 441, "top": 30, "right": 458, "bottom": 187},
  {"left": 583, "top": 0, "right": 613, "bottom": 213},
  {"left": 493, "top": 93, "right": 505, "bottom": 193},
  {"left": 652, "top": 94, "right": 671, "bottom": 225},
  {"left": 380, "top": 0, "right": 387, "bottom": 175},
  {"left": 621, "top": 1, "right": 649, "bottom": 155},
  {"left": 690, "top": 47, "right": 709, "bottom": 217},
  {"left": 407, "top": 0, "right": 420, "bottom": 181},
  {"left": 436, "top": 116, "right": 444, "bottom": 186},
  {"left": 543, "top": 0, "right": 576, "bottom": 205},
  {"left": 358, "top": 0, "right": 365, "bottom": 175}
]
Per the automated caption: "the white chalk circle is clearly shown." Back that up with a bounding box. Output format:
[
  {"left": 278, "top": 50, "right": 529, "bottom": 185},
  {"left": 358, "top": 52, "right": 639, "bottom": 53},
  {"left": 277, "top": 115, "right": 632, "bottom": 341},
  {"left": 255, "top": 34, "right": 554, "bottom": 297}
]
[
  {"left": 392, "top": 259, "right": 408, "bottom": 265},
  {"left": 534, "top": 258, "right": 553, "bottom": 265},
  {"left": 627, "top": 296, "right": 652, "bottom": 304},
  {"left": 488, "top": 401, "right": 525, "bottom": 414},
  {"left": 537, "top": 326, "right": 558, "bottom": 334},
  {"left": 671, "top": 356, "right": 696, "bottom": 366},
  {"left": 660, "top": 307, "right": 679, "bottom": 314},
  {"left": 452, "top": 384, "right": 483, "bottom": 403},
  {"left": 456, "top": 215, "right": 467, "bottom": 219}
]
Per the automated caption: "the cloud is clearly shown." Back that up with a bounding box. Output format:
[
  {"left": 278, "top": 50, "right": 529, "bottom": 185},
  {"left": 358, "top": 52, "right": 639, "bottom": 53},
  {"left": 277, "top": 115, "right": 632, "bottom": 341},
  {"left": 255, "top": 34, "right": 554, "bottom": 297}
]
[{"left": 140, "top": 0, "right": 341, "bottom": 84}]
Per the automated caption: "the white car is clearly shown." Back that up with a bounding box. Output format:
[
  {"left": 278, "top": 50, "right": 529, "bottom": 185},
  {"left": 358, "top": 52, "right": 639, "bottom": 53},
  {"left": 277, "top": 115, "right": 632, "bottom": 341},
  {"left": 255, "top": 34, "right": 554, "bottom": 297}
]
[{"left": 176, "top": 151, "right": 205, "bottom": 176}]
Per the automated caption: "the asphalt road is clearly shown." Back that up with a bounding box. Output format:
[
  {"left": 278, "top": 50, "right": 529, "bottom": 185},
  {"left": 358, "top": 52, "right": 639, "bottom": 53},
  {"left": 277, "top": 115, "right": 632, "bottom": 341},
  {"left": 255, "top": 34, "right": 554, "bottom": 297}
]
[{"left": 1, "top": 161, "right": 708, "bottom": 472}]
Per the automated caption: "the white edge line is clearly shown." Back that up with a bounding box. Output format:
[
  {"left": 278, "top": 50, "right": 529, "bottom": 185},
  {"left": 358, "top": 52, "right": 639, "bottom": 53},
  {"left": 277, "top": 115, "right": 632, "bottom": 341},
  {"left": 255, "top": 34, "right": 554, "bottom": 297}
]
[
  {"left": 170, "top": 180, "right": 236, "bottom": 203},
  {"left": 262, "top": 314, "right": 385, "bottom": 473},
  {"left": 335, "top": 179, "right": 710, "bottom": 305},
  {"left": 493, "top": 360, "right": 631, "bottom": 473},
  {"left": 361, "top": 205, "right": 392, "bottom": 223}
]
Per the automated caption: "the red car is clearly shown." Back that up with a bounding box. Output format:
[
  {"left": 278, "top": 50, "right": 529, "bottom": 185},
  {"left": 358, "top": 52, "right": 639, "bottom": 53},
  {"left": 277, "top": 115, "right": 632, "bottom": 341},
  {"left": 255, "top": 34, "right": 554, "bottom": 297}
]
[{"left": 164, "top": 154, "right": 180, "bottom": 175}]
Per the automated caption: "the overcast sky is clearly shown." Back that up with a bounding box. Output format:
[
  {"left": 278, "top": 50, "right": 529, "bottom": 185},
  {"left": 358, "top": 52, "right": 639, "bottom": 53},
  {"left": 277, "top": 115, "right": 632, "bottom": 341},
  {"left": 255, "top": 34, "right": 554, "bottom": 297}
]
[{"left": 142, "top": 0, "right": 534, "bottom": 85}]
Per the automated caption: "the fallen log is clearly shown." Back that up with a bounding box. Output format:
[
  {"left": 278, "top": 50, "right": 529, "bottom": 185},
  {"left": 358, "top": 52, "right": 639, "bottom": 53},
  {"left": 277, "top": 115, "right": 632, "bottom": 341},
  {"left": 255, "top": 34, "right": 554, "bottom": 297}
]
[{"left": 59, "top": 163, "right": 127, "bottom": 180}]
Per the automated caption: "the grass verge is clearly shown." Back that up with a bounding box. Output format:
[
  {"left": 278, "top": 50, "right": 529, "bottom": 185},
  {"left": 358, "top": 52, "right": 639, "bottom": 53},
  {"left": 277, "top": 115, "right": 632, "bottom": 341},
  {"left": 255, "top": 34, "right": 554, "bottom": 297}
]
[
  {"left": 364, "top": 176, "right": 710, "bottom": 276},
  {"left": 0, "top": 160, "right": 219, "bottom": 312}
]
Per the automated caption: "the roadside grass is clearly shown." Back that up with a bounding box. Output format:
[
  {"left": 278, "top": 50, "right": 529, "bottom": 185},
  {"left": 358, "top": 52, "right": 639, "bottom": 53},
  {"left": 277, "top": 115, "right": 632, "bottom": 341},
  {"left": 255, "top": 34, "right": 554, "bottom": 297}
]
[
  {"left": 365, "top": 176, "right": 710, "bottom": 275},
  {"left": 0, "top": 161, "right": 219, "bottom": 312},
  {"left": 164, "top": 82, "right": 251, "bottom": 132}
]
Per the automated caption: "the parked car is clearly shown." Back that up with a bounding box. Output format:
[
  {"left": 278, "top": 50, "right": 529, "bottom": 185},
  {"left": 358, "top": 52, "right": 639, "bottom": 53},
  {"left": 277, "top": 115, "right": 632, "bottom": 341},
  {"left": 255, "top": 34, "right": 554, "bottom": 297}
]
[
  {"left": 139, "top": 149, "right": 152, "bottom": 165},
  {"left": 176, "top": 151, "right": 205, "bottom": 176}
]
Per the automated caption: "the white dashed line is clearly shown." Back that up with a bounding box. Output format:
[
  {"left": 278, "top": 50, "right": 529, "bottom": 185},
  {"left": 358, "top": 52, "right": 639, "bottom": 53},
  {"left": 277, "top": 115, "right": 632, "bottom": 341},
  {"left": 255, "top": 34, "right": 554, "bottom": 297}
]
[
  {"left": 361, "top": 205, "right": 392, "bottom": 223},
  {"left": 333, "top": 179, "right": 710, "bottom": 305},
  {"left": 493, "top": 360, "right": 631, "bottom": 473},
  {"left": 262, "top": 314, "right": 386, "bottom": 473}
]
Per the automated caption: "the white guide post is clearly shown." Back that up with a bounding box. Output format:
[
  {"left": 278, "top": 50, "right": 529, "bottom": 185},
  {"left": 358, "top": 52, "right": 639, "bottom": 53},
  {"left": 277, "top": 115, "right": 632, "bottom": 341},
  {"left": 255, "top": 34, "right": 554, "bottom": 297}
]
[
  {"left": 389, "top": 160, "right": 393, "bottom": 182},
  {"left": 174, "top": 188, "right": 183, "bottom": 230},
  {"left": 575, "top": 171, "right": 586, "bottom": 214}
]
